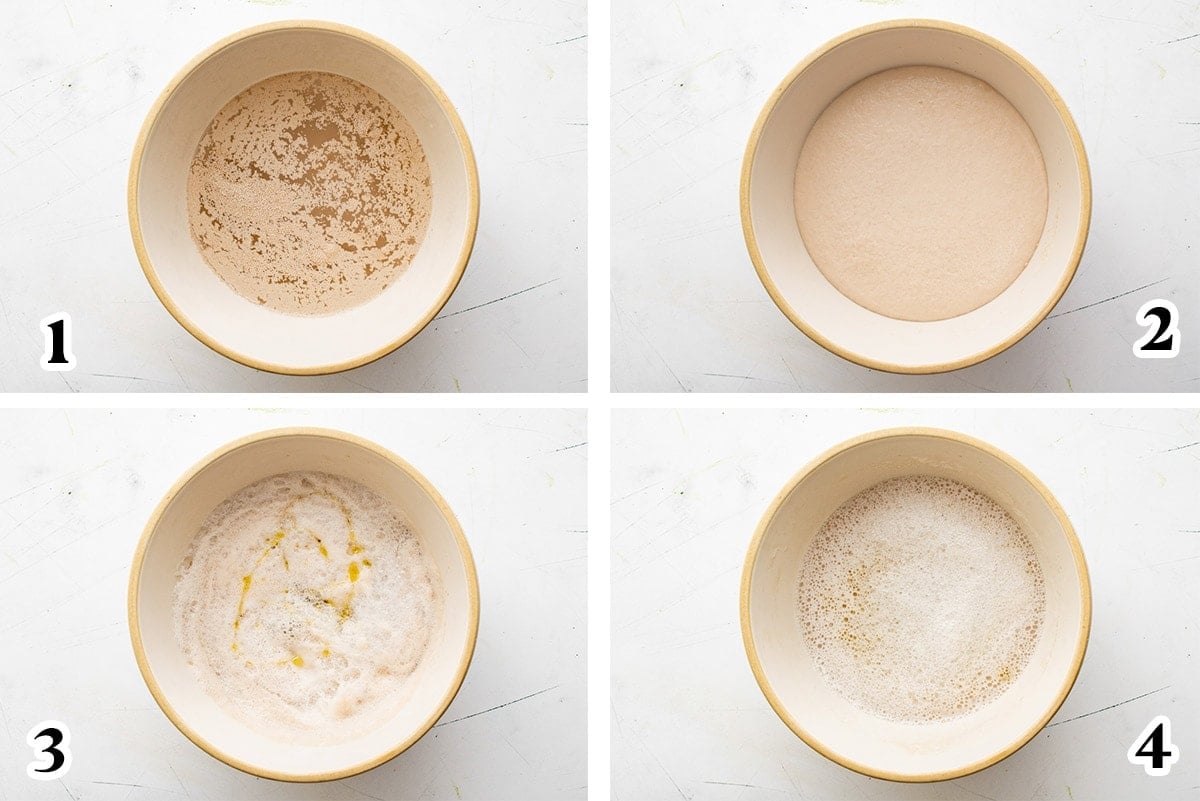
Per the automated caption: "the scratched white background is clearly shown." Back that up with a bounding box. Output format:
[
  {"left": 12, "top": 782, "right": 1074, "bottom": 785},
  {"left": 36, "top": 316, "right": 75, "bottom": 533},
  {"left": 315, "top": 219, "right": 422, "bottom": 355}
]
[
  {"left": 612, "top": 0, "right": 1200, "bottom": 392},
  {"left": 613, "top": 408, "right": 1200, "bottom": 799},
  {"left": 0, "top": 408, "right": 587, "bottom": 799},
  {"left": 0, "top": 0, "right": 586, "bottom": 392}
]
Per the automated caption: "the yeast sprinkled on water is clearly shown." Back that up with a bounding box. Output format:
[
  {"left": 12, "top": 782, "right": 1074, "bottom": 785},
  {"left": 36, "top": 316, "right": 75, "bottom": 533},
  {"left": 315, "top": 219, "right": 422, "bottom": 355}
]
[{"left": 187, "top": 72, "right": 432, "bottom": 316}]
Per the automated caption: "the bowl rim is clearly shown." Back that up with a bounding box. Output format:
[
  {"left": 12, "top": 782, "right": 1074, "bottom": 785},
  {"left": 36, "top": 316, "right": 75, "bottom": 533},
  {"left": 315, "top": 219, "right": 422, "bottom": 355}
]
[
  {"left": 739, "top": 426, "right": 1092, "bottom": 782},
  {"left": 739, "top": 18, "right": 1093, "bottom": 374},
  {"left": 126, "top": 426, "right": 481, "bottom": 782},
  {"left": 127, "top": 19, "right": 481, "bottom": 376}
]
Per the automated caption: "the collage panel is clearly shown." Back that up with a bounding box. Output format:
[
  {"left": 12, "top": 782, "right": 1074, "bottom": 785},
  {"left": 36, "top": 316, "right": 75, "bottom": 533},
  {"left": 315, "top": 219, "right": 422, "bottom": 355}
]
[
  {"left": 1, "top": 0, "right": 586, "bottom": 392},
  {"left": 613, "top": 408, "right": 1198, "bottom": 798},
  {"left": 0, "top": 408, "right": 586, "bottom": 798},
  {"left": 612, "top": 1, "right": 1197, "bottom": 391}
]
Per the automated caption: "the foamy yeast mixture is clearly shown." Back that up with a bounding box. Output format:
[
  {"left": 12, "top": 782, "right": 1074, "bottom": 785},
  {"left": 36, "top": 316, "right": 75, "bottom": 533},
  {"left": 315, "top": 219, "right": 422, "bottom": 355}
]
[
  {"left": 794, "top": 66, "right": 1048, "bottom": 322},
  {"left": 187, "top": 71, "right": 432, "bottom": 316},
  {"left": 173, "top": 471, "right": 442, "bottom": 744},
  {"left": 797, "top": 475, "right": 1045, "bottom": 723}
]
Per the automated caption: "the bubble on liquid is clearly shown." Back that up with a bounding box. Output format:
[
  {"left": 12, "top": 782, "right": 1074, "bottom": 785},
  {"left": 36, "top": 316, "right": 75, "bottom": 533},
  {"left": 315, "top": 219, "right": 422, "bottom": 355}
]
[
  {"left": 796, "top": 475, "right": 1045, "bottom": 723},
  {"left": 172, "top": 471, "right": 443, "bottom": 745}
]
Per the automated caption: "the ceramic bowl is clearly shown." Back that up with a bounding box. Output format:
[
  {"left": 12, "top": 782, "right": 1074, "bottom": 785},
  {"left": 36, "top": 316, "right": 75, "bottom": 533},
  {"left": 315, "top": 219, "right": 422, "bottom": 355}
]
[
  {"left": 129, "top": 21, "right": 478, "bottom": 374},
  {"left": 741, "top": 427, "right": 1090, "bottom": 781},
  {"left": 741, "top": 20, "right": 1090, "bottom": 373},
  {"left": 128, "top": 427, "right": 479, "bottom": 781}
]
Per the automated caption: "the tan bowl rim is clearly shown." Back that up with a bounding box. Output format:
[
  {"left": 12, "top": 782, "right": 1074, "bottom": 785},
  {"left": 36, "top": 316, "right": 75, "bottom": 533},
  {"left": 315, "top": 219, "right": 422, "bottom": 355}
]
[
  {"left": 740, "top": 19, "right": 1092, "bottom": 374},
  {"left": 127, "top": 20, "right": 481, "bottom": 376},
  {"left": 739, "top": 426, "right": 1092, "bottom": 782},
  {"left": 126, "top": 426, "right": 481, "bottom": 782}
]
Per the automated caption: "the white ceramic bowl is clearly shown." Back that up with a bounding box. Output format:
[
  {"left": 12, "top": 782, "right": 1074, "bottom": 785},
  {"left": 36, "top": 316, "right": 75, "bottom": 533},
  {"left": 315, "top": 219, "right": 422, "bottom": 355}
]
[
  {"left": 742, "top": 20, "right": 1090, "bottom": 373},
  {"left": 741, "top": 428, "right": 1090, "bottom": 781},
  {"left": 128, "top": 428, "right": 479, "bottom": 781},
  {"left": 129, "top": 21, "right": 478, "bottom": 374}
]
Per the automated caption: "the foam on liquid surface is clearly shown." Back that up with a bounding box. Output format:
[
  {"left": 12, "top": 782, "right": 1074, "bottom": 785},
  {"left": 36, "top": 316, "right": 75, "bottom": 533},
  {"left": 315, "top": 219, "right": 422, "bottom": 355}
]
[
  {"left": 173, "top": 471, "right": 442, "bottom": 744},
  {"left": 797, "top": 475, "right": 1045, "bottom": 723},
  {"left": 793, "top": 65, "right": 1048, "bottom": 322}
]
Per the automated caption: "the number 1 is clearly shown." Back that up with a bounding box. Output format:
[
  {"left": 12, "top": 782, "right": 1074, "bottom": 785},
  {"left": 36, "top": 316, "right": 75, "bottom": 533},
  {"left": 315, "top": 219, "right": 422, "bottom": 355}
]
[{"left": 40, "top": 313, "right": 77, "bottom": 372}]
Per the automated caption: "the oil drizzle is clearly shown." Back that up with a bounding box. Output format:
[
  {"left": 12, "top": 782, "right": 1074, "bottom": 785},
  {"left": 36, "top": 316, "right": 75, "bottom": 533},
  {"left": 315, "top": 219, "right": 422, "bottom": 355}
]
[
  {"left": 232, "top": 529, "right": 287, "bottom": 652},
  {"left": 230, "top": 490, "right": 372, "bottom": 660}
]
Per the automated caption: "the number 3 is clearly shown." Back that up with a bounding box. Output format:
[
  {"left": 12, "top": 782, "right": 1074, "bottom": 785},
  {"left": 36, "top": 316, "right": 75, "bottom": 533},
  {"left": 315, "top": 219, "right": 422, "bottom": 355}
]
[{"left": 26, "top": 721, "right": 71, "bottom": 780}]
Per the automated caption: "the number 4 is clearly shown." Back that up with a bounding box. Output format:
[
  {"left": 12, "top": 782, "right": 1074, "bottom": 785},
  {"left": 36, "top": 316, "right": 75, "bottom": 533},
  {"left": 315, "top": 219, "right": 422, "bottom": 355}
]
[{"left": 1128, "top": 715, "right": 1179, "bottom": 777}]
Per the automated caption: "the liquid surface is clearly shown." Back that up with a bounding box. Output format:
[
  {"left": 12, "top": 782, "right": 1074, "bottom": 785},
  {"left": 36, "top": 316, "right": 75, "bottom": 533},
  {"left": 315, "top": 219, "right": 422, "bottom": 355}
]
[
  {"left": 188, "top": 71, "right": 432, "bottom": 316},
  {"left": 797, "top": 475, "right": 1045, "bottom": 723},
  {"left": 173, "top": 471, "right": 442, "bottom": 744},
  {"left": 793, "top": 65, "right": 1048, "bottom": 322}
]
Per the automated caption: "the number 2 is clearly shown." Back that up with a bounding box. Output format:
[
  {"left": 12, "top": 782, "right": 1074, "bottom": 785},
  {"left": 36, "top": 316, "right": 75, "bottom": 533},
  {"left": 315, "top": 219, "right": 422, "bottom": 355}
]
[
  {"left": 1128, "top": 715, "right": 1179, "bottom": 777},
  {"left": 26, "top": 721, "right": 71, "bottom": 780},
  {"left": 1133, "top": 299, "right": 1180, "bottom": 359}
]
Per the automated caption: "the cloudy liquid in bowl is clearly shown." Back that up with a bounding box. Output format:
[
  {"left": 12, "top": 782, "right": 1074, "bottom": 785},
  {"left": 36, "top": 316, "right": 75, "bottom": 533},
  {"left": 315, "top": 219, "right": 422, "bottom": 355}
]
[
  {"left": 796, "top": 475, "right": 1045, "bottom": 723},
  {"left": 187, "top": 71, "right": 432, "bottom": 316},
  {"left": 793, "top": 65, "right": 1048, "bottom": 322},
  {"left": 172, "top": 471, "right": 443, "bottom": 745}
]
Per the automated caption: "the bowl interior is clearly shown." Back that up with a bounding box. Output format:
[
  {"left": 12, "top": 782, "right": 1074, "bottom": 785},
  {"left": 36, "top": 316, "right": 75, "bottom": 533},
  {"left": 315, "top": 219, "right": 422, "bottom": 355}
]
[
  {"left": 745, "top": 22, "right": 1087, "bottom": 372},
  {"left": 132, "top": 431, "right": 476, "bottom": 780},
  {"left": 133, "top": 24, "right": 476, "bottom": 373},
  {"left": 745, "top": 431, "right": 1088, "bottom": 780}
]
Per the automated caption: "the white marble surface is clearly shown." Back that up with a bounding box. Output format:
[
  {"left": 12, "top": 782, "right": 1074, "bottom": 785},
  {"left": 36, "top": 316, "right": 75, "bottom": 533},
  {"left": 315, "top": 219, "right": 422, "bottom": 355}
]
[
  {"left": 0, "top": 0, "right": 586, "bottom": 392},
  {"left": 613, "top": 408, "right": 1200, "bottom": 799},
  {"left": 612, "top": 0, "right": 1200, "bottom": 392},
  {"left": 0, "top": 408, "right": 586, "bottom": 800}
]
